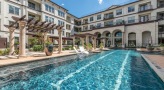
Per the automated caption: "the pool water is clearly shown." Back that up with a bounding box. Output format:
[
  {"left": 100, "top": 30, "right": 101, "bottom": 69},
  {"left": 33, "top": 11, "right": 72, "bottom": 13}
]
[{"left": 0, "top": 50, "right": 164, "bottom": 90}]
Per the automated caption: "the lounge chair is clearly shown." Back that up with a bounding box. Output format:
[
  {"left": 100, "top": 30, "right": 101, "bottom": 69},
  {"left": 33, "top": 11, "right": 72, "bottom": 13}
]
[
  {"left": 79, "top": 46, "right": 89, "bottom": 55},
  {"left": 0, "top": 56, "right": 9, "bottom": 60},
  {"left": 73, "top": 47, "right": 86, "bottom": 59}
]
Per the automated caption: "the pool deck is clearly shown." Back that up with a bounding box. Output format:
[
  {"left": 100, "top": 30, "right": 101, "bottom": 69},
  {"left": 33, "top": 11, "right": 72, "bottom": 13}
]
[
  {"left": 138, "top": 48, "right": 164, "bottom": 82},
  {"left": 0, "top": 50, "right": 76, "bottom": 67}
]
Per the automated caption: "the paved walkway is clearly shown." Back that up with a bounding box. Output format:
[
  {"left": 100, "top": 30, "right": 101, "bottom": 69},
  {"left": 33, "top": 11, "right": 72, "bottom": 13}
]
[
  {"left": 143, "top": 54, "right": 164, "bottom": 68},
  {"left": 0, "top": 50, "right": 76, "bottom": 67}
]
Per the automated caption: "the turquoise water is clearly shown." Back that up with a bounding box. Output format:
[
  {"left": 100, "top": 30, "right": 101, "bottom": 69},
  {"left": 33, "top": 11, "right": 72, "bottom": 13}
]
[{"left": 0, "top": 50, "right": 164, "bottom": 90}]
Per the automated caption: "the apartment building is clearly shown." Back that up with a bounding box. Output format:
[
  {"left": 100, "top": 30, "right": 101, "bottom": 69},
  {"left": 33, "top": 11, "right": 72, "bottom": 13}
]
[
  {"left": 0, "top": 0, "right": 77, "bottom": 48},
  {"left": 0, "top": 0, "right": 164, "bottom": 48},
  {"left": 76, "top": 0, "right": 164, "bottom": 48}
]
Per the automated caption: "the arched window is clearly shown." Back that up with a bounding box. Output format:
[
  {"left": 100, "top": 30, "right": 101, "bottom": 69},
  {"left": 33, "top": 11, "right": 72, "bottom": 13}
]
[{"left": 115, "top": 31, "right": 122, "bottom": 37}]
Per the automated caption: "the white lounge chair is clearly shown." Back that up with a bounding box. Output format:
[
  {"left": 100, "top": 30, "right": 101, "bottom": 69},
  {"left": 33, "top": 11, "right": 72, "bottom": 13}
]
[
  {"left": 73, "top": 47, "right": 86, "bottom": 59},
  {"left": 79, "top": 46, "right": 89, "bottom": 55}
]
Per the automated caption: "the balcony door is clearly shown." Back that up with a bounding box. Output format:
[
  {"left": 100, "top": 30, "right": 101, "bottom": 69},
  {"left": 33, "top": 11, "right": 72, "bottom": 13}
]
[{"left": 140, "top": 15, "right": 149, "bottom": 22}]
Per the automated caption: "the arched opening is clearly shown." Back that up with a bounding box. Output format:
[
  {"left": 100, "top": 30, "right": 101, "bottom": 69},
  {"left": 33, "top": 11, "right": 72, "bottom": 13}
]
[
  {"left": 142, "top": 31, "right": 151, "bottom": 47},
  {"left": 94, "top": 32, "right": 101, "bottom": 47},
  {"left": 113, "top": 30, "right": 122, "bottom": 47},
  {"left": 128, "top": 32, "right": 136, "bottom": 47},
  {"left": 102, "top": 31, "right": 111, "bottom": 47}
]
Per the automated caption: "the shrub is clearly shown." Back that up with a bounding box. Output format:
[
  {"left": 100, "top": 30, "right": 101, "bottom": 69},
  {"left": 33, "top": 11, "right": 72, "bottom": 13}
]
[
  {"left": 3, "top": 48, "right": 10, "bottom": 55},
  {"left": 33, "top": 45, "right": 44, "bottom": 51},
  {"left": 99, "top": 43, "right": 104, "bottom": 50},
  {"left": 160, "top": 43, "right": 164, "bottom": 47},
  {"left": 0, "top": 50, "right": 3, "bottom": 56}
]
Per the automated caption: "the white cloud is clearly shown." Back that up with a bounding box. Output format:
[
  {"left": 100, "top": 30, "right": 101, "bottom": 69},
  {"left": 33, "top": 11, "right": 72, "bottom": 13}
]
[
  {"left": 98, "top": 0, "right": 103, "bottom": 5},
  {"left": 61, "top": 3, "right": 64, "bottom": 6}
]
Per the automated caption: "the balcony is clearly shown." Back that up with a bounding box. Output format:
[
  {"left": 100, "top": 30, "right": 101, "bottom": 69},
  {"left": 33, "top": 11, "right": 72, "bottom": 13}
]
[
  {"left": 79, "top": 16, "right": 158, "bottom": 32},
  {"left": 28, "top": 2, "right": 41, "bottom": 12},
  {"left": 82, "top": 22, "right": 88, "bottom": 25},
  {"left": 157, "top": 0, "right": 164, "bottom": 8},
  {"left": 104, "top": 16, "right": 114, "bottom": 20},
  {"left": 138, "top": 5, "right": 153, "bottom": 12}
]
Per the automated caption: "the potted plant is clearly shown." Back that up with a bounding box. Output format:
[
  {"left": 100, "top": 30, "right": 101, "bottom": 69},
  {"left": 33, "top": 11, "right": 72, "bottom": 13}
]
[
  {"left": 99, "top": 43, "right": 104, "bottom": 50},
  {"left": 159, "top": 43, "right": 164, "bottom": 50},
  {"left": 146, "top": 44, "right": 154, "bottom": 52},
  {"left": 159, "top": 43, "right": 164, "bottom": 54},
  {"left": 87, "top": 43, "right": 93, "bottom": 51}
]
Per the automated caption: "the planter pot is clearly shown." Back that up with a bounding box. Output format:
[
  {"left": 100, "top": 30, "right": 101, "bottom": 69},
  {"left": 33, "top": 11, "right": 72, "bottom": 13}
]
[
  {"left": 146, "top": 47, "right": 154, "bottom": 52},
  {"left": 160, "top": 47, "right": 164, "bottom": 51},
  {"left": 45, "top": 44, "right": 54, "bottom": 56}
]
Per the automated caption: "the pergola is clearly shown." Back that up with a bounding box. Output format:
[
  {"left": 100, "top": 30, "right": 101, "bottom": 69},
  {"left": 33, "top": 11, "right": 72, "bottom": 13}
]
[
  {"left": 4, "top": 15, "right": 64, "bottom": 57},
  {"left": 72, "top": 33, "right": 97, "bottom": 50}
]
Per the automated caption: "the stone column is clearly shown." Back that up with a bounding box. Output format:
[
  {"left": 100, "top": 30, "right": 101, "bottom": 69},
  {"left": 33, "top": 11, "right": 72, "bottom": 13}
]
[
  {"left": 72, "top": 37, "right": 75, "bottom": 47},
  {"left": 102, "top": 38, "right": 105, "bottom": 48},
  {"left": 18, "top": 21, "right": 27, "bottom": 57},
  {"left": 93, "top": 36, "right": 97, "bottom": 50},
  {"left": 122, "top": 32, "right": 125, "bottom": 48},
  {"left": 44, "top": 32, "right": 47, "bottom": 45},
  {"left": 9, "top": 27, "right": 15, "bottom": 55},
  {"left": 57, "top": 29, "right": 62, "bottom": 54},
  {"left": 80, "top": 37, "right": 84, "bottom": 47},
  {"left": 85, "top": 35, "right": 89, "bottom": 50}
]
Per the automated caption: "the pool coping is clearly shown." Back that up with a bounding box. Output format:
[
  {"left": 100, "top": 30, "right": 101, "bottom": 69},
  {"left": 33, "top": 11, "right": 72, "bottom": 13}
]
[
  {"left": 141, "top": 54, "right": 164, "bottom": 83},
  {"left": 0, "top": 53, "right": 76, "bottom": 68}
]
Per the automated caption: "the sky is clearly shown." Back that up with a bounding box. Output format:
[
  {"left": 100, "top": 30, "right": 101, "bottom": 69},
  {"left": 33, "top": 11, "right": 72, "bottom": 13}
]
[{"left": 52, "top": 0, "right": 137, "bottom": 18}]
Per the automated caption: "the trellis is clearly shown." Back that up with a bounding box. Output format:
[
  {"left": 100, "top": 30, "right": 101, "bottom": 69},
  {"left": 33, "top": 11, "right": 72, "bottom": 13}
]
[{"left": 4, "top": 15, "right": 64, "bottom": 57}]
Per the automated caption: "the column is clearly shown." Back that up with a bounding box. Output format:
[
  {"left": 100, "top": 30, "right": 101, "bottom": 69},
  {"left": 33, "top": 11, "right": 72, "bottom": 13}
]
[
  {"left": 80, "top": 37, "right": 84, "bottom": 47},
  {"left": 9, "top": 27, "right": 15, "bottom": 55},
  {"left": 94, "top": 36, "right": 97, "bottom": 49},
  {"left": 85, "top": 35, "right": 89, "bottom": 50},
  {"left": 72, "top": 37, "right": 75, "bottom": 47},
  {"left": 44, "top": 32, "right": 47, "bottom": 46},
  {"left": 18, "top": 21, "right": 27, "bottom": 57},
  {"left": 122, "top": 32, "right": 125, "bottom": 48},
  {"left": 102, "top": 38, "right": 105, "bottom": 48},
  {"left": 57, "top": 29, "right": 62, "bottom": 54}
]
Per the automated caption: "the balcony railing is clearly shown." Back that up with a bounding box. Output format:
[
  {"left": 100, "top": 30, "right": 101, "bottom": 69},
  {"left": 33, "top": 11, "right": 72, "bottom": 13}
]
[
  {"left": 138, "top": 5, "right": 153, "bottom": 12},
  {"left": 158, "top": 4, "right": 164, "bottom": 8},
  {"left": 28, "top": 6, "right": 41, "bottom": 12},
  {"left": 82, "top": 22, "right": 88, "bottom": 25},
  {"left": 104, "top": 15, "right": 114, "bottom": 20},
  {"left": 81, "top": 16, "right": 157, "bottom": 31}
]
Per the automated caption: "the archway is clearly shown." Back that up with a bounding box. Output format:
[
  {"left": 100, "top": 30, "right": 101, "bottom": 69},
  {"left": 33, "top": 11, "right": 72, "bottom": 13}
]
[
  {"left": 142, "top": 31, "right": 151, "bottom": 47},
  {"left": 128, "top": 32, "right": 136, "bottom": 47},
  {"left": 102, "top": 31, "right": 111, "bottom": 47},
  {"left": 94, "top": 32, "right": 101, "bottom": 47},
  {"left": 113, "top": 30, "right": 122, "bottom": 47}
]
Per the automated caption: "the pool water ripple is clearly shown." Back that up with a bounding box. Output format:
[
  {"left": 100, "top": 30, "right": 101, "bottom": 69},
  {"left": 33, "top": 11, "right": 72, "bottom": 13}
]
[{"left": 0, "top": 50, "right": 164, "bottom": 90}]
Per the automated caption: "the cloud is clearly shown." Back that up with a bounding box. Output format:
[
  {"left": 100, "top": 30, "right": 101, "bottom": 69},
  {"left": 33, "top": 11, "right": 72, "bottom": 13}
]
[
  {"left": 98, "top": 0, "right": 103, "bottom": 5},
  {"left": 61, "top": 3, "right": 64, "bottom": 6}
]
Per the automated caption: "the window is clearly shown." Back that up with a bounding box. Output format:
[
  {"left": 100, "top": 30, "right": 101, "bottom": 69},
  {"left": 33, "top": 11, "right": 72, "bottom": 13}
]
[
  {"left": 128, "top": 6, "right": 135, "bottom": 13},
  {"left": 90, "top": 17, "right": 94, "bottom": 21},
  {"left": 116, "top": 9, "right": 122, "bottom": 15},
  {"left": 139, "top": 4, "right": 148, "bottom": 11},
  {"left": 66, "top": 24, "right": 71, "bottom": 30},
  {"left": 128, "top": 16, "right": 135, "bottom": 23},
  {"left": 58, "top": 10, "right": 65, "bottom": 17},
  {"left": 45, "top": 4, "right": 54, "bottom": 13},
  {"left": 28, "top": 2, "right": 35, "bottom": 9},
  {"left": 58, "top": 20, "right": 65, "bottom": 26},
  {"left": 9, "top": 5, "right": 19, "bottom": 15},
  {"left": 90, "top": 25, "right": 94, "bottom": 29},
  {"left": 97, "top": 15, "right": 101, "bottom": 20},
  {"left": 62, "top": 31, "right": 65, "bottom": 36},
  {"left": 140, "top": 15, "right": 149, "bottom": 22},
  {"left": 45, "top": 16, "right": 54, "bottom": 23},
  {"left": 104, "top": 21, "right": 113, "bottom": 26},
  {"left": 97, "top": 23, "right": 101, "bottom": 28},
  {"left": 116, "top": 19, "right": 123, "bottom": 25}
]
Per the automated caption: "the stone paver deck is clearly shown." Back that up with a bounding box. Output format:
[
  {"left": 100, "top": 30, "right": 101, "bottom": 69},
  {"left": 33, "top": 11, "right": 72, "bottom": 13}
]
[
  {"left": 143, "top": 54, "right": 164, "bottom": 68},
  {"left": 0, "top": 50, "right": 76, "bottom": 67}
]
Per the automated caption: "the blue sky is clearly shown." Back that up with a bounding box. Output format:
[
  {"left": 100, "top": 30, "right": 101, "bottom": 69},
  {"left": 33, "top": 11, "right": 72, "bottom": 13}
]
[{"left": 52, "top": 0, "right": 136, "bottom": 18}]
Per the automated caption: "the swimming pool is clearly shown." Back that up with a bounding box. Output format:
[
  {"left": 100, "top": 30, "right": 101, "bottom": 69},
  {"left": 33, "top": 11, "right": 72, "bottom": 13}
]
[{"left": 0, "top": 50, "right": 164, "bottom": 90}]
